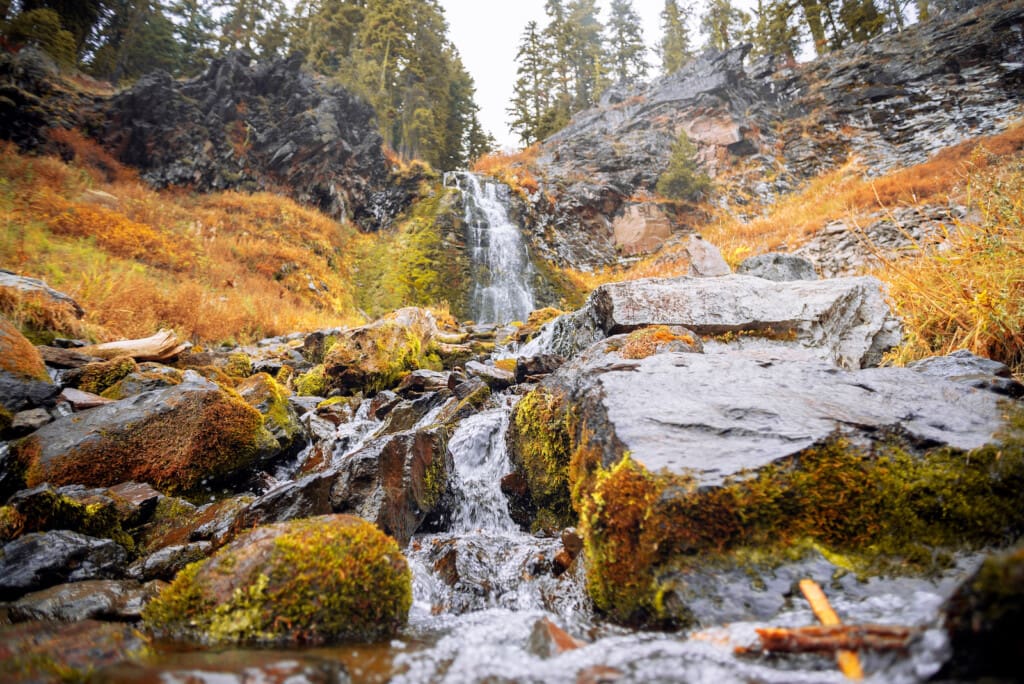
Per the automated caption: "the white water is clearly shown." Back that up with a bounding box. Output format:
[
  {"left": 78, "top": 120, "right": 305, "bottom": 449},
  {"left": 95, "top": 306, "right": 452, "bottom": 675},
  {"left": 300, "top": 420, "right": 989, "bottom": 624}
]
[{"left": 446, "top": 172, "right": 535, "bottom": 324}]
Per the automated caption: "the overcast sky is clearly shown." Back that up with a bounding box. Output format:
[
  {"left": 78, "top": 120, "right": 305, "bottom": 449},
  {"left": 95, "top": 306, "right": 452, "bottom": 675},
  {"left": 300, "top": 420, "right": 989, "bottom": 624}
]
[{"left": 440, "top": 0, "right": 700, "bottom": 151}]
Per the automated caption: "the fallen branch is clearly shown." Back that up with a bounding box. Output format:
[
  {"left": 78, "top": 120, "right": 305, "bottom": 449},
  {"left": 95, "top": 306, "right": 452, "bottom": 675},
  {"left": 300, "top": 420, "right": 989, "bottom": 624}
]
[
  {"left": 755, "top": 624, "right": 916, "bottom": 654},
  {"left": 77, "top": 329, "right": 189, "bottom": 362},
  {"left": 800, "top": 578, "right": 864, "bottom": 680}
]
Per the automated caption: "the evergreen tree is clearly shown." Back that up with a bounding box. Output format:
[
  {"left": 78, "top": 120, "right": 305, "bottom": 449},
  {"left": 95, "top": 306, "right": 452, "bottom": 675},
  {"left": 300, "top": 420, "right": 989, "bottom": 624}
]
[
  {"left": 701, "top": 0, "right": 750, "bottom": 51},
  {"left": 292, "top": 0, "right": 364, "bottom": 76},
  {"left": 216, "top": 0, "right": 290, "bottom": 59},
  {"left": 13, "top": 0, "right": 106, "bottom": 54},
  {"left": 659, "top": 0, "right": 691, "bottom": 75},
  {"left": 2, "top": 7, "right": 77, "bottom": 64},
  {"left": 797, "top": 0, "right": 829, "bottom": 54},
  {"left": 507, "top": 20, "right": 550, "bottom": 146},
  {"left": 565, "top": 0, "right": 608, "bottom": 110},
  {"left": 606, "top": 0, "right": 648, "bottom": 85},
  {"left": 746, "top": 0, "right": 802, "bottom": 59},
  {"left": 88, "top": 0, "right": 182, "bottom": 82},
  {"left": 838, "top": 0, "right": 885, "bottom": 43},
  {"left": 168, "top": 0, "right": 217, "bottom": 76}
]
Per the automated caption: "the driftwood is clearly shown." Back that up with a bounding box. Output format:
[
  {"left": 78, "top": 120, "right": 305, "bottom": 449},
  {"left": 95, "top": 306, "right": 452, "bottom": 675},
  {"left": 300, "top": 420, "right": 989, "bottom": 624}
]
[
  {"left": 799, "top": 579, "right": 864, "bottom": 680},
  {"left": 755, "top": 625, "right": 916, "bottom": 654},
  {"left": 77, "top": 329, "right": 189, "bottom": 362}
]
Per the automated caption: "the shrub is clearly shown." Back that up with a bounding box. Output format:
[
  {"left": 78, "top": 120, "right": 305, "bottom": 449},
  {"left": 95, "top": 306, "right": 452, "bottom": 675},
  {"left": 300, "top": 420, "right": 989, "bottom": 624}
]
[{"left": 656, "top": 132, "right": 712, "bottom": 201}]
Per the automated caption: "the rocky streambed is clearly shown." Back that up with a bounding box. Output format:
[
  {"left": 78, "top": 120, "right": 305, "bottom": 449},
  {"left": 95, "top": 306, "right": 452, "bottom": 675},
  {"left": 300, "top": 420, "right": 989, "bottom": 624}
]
[{"left": 1, "top": 264, "right": 1023, "bottom": 683}]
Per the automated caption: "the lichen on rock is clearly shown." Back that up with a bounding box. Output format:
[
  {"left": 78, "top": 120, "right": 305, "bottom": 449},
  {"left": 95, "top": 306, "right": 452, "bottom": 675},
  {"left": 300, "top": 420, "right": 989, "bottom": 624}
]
[{"left": 143, "top": 514, "right": 412, "bottom": 645}]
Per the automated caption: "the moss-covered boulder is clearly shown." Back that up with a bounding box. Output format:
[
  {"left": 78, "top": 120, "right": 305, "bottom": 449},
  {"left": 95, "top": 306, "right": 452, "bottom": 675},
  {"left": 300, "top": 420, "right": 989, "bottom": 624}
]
[
  {"left": 12, "top": 371, "right": 279, "bottom": 494},
  {"left": 70, "top": 355, "right": 138, "bottom": 395},
  {"left": 236, "top": 372, "right": 303, "bottom": 456},
  {"left": 941, "top": 544, "right": 1024, "bottom": 680},
  {"left": 5, "top": 483, "right": 134, "bottom": 550},
  {"left": 143, "top": 514, "right": 412, "bottom": 645},
  {"left": 0, "top": 317, "right": 58, "bottom": 416},
  {"left": 506, "top": 342, "right": 1024, "bottom": 627},
  {"left": 99, "top": 362, "right": 183, "bottom": 400},
  {"left": 324, "top": 307, "right": 441, "bottom": 396}
]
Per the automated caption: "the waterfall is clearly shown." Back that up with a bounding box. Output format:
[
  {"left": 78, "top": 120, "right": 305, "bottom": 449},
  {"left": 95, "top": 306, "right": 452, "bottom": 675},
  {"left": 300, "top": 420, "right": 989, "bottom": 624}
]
[{"left": 447, "top": 172, "right": 535, "bottom": 324}]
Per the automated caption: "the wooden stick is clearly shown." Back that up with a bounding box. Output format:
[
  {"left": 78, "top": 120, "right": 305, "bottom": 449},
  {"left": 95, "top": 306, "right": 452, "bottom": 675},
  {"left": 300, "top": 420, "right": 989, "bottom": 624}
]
[
  {"left": 799, "top": 579, "right": 864, "bottom": 680},
  {"left": 77, "top": 329, "right": 189, "bottom": 362},
  {"left": 755, "top": 625, "right": 915, "bottom": 654}
]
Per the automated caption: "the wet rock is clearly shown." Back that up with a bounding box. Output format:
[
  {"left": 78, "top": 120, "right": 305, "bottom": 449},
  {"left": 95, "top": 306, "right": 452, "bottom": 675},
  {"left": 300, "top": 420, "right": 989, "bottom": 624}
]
[
  {"left": 13, "top": 371, "right": 279, "bottom": 493},
  {"left": 65, "top": 355, "right": 138, "bottom": 396},
  {"left": 436, "top": 378, "right": 491, "bottom": 426},
  {"left": 102, "top": 52, "right": 394, "bottom": 227},
  {"left": 368, "top": 390, "right": 402, "bottom": 420},
  {"left": 128, "top": 542, "right": 213, "bottom": 581},
  {"left": 143, "top": 514, "right": 412, "bottom": 645},
  {"left": 500, "top": 471, "right": 534, "bottom": 529},
  {"left": 0, "top": 318, "right": 58, "bottom": 416},
  {"left": 0, "top": 619, "right": 144, "bottom": 682},
  {"left": 737, "top": 253, "right": 818, "bottom": 281},
  {"left": 134, "top": 495, "right": 254, "bottom": 556},
  {"left": 526, "top": 617, "right": 586, "bottom": 658},
  {"left": 465, "top": 360, "right": 515, "bottom": 391},
  {"left": 331, "top": 427, "right": 454, "bottom": 546},
  {"left": 324, "top": 307, "right": 441, "bottom": 396},
  {"left": 236, "top": 372, "right": 304, "bottom": 456},
  {"left": 5, "top": 483, "right": 133, "bottom": 547},
  {"left": 0, "top": 530, "right": 128, "bottom": 599},
  {"left": 237, "top": 471, "right": 336, "bottom": 529},
  {"left": 100, "top": 362, "right": 183, "bottom": 399},
  {"left": 57, "top": 386, "right": 114, "bottom": 410},
  {"left": 941, "top": 544, "right": 1024, "bottom": 681},
  {"left": 97, "top": 649, "right": 351, "bottom": 683},
  {"left": 909, "top": 349, "right": 1024, "bottom": 398},
  {"left": 530, "top": 275, "right": 901, "bottom": 368},
  {"left": 106, "top": 481, "right": 162, "bottom": 528},
  {"left": 514, "top": 353, "right": 566, "bottom": 383},
  {"left": 377, "top": 391, "right": 450, "bottom": 435},
  {"left": 397, "top": 369, "right": 451, "bottom": 395},
  {"left": 8, "top": 579, "right": 164, "bottom": 622}
]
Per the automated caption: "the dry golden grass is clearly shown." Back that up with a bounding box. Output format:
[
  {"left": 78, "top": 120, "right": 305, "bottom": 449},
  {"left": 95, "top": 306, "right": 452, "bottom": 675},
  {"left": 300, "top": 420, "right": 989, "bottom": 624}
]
[
  {"left": 0, "top": 139, "right": 364, "bottom": 344},
  {"left": 471, "top": 144, "right": 542, "bottom": 196}
]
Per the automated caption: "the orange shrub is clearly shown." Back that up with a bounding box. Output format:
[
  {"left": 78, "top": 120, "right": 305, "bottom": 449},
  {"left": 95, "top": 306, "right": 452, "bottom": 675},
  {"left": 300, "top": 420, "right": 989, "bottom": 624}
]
[{"left": 46, "top": 127, "right": 136, "bottom": 184}]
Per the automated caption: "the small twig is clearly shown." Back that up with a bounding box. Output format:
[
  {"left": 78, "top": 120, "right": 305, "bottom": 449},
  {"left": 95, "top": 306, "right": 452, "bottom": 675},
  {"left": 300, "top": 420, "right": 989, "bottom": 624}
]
[{"left": 799, "top": 578, "right": 864, "bottom": 680}]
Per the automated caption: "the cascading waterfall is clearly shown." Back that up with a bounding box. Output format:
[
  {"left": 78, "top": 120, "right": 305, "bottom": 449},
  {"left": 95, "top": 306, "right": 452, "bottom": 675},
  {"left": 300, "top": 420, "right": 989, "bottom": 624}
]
[{"left": 446, "top": 172, "right": 535, "bottom": 324}]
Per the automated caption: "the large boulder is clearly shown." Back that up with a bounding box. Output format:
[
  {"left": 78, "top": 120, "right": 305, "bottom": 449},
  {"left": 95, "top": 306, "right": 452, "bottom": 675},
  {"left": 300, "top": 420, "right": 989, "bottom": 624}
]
[
  {"left": 324, "top": 307, "right": 441, "bottom": 396},
  {"left": 143, "top": 514, "right": 412, "bottom": 645},
  {"left": 12, "top": 371, "right": 279, "bottom": 493},
  {"left": 235, "top": 372, "right": 304, "bottom": 456},
  {"left": 507, "top": 340, "right": 1024, "bottom": 627},
  {"left": 331, "top": 427, "right": 453, "bottom": 547},
  {"left": 525, "top": 275, "right": 900, "bottom": 368}
]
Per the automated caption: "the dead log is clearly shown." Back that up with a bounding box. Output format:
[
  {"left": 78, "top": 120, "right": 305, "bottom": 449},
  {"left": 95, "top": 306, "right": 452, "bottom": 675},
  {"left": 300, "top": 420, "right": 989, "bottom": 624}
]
[
  {"left": 77, "top": 329, "right": 189, "bottom": 362},
  {"left": 755, "top": 625, "right": 917, "bottom": 654},
  {"left": 800, "top": 578, "right": 864, "bottom": 680}
]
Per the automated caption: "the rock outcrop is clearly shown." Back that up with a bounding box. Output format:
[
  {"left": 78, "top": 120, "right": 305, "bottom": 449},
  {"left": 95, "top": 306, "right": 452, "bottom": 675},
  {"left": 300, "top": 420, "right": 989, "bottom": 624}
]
[{"left": 101, "top": 52, "right": 394, "bottom": 228}]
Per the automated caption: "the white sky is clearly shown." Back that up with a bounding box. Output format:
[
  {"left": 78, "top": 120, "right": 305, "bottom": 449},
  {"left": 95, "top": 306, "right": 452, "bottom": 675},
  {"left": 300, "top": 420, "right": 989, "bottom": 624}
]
[{"left": 440, "top": 0, "right": 710, "bottom": 151}]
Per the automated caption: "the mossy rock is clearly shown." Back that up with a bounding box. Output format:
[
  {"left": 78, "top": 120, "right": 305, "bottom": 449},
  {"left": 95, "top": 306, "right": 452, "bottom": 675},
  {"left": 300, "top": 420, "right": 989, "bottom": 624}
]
[
  {"left": 294, "top": 364, "right": 327, "bottom": 397},
  {"left": 143, "top": 514, "right": 412, "bottom": 645},
  {"left": 235, "top": 372, "right": 302, "bottom": 454},
  {"left": 100, "top": 363, "right": 183, "bottom": 400},
  {"left": 324, "top": 307, "right": 441, "bottom": 396},
  {"left": 0, "top": 317, "right": 57, "bottom": 415},
  {"left": 6, "top": 483, "right": 134, "bottom": 551},
  {"left": 75, "top": 355, "right": 138, "bottom": 395},
  {"left": 13, "top": 373, "right": 279, "bottom": 494},
  {"left": 0, "top": 505, "right": 25, "bottom": 542}
]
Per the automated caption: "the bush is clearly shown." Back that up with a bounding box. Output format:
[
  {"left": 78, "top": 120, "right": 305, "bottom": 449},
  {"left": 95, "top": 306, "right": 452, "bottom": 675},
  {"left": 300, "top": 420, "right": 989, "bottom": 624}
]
[
  {"left": 3, "top": 9, "right": 77, "bottom": 66},
  {"left": 656, "top": 131, "right": 712, "bottom": 201}
]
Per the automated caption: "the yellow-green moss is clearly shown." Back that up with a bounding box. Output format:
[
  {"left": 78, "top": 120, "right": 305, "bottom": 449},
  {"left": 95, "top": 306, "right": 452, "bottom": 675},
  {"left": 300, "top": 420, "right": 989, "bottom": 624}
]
[
  {"left": 614, "top": 325, "right": 697, "bottom": 359},
  {"left": 0, "top": 504, "right": 25, "bottom": 542},
  {"left": 0, "top": 317, "right": 50, "bottom": 382},
  {"left": 576, "top": 407, "right": 1024, "bottom": 626},
  {"left": 275, "top": 364, "right": 294, "bottom": 388},
  {"left": 0, "top": 405, "right": 12, "bottom": 433},
  {"left": 422, "top": 447, "right": 448, "bottom": 511},
  {"left": 508, "top": 388, "right": 575, "bottom": 531},
  {"left": 100, "top": 367, "right": 183, "bottom": 400},
  {"left": 77, "top": 355, "right": 138, "bottom": 395},
  {"left": 143, "top": 515, "right": 412, "bottom": 645},
  {"left": 325, "top": 316, "right": 442, "bottom": 396},
  {"left": 514, "top": 307, "right": 564, "bottom": 344},
  {"left": 295, "top": 364, "right": 328, "bottom": 397},
  {"left": 10, "top": 487, "right": 134, "bottom": 551},
  {"left": 224, "top": 353, "right": 252, "bottom": 379},
  {"left": 236, "top": 373, "right": 299, "bottom": 448}
]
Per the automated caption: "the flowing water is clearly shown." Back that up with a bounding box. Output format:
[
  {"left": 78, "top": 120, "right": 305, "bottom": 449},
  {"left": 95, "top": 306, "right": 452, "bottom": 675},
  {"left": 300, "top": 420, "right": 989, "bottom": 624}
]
[{"left": 446, "top": 172, "right": 535, "bottom": 324}]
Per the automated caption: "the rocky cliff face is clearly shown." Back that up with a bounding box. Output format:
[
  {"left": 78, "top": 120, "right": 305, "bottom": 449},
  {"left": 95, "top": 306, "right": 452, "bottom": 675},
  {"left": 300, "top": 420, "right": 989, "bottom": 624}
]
[
  {"left": 522, "top": 0, "right": 1024, "bottom": 268},
  {"left": 101, "top": 52, "right": 395, "bottom": 229}
]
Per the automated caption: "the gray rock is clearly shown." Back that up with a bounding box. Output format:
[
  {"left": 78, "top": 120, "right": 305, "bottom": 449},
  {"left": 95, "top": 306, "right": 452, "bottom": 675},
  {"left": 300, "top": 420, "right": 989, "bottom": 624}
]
[
  {"left": 57, "top": 387, "right": 115, "bottom": 410},
  {"left": 8, "top": 579, "right": 163, "bottom": 622},
  {"left": 546, "top": 344, "right": 1009, "bottom": 487},
  {"left": 737, "top": 253, "right": 818, "bottom": 281},
  {"left": 0, "top": 269, "right": 85, "bottom": 318},
  {"left": 528, "top": 275, "right": 901, "bottom": 369},
  {"left": 910, "top": 349, "right": 1023, "bottom": 398},
  {"left": 129, "top": 542, "right": 213, "bottom": 581},
  {"left": 0, "top": 530, "right": 128, "bottom": 599},
  {"left": 331, "top": 427, "right": 453, "bottom": 546},
  {"left": 8, "top": 407, "right": 51, "bottom": 436},
  {"left": 237, "top": 471, "right": 336, "bottom": 530},
  {"left": 684, "top": 235, "right": 731, "bottom": 277},
  {"left": 466, "top": 361, "right": 515, "bottom": 391}
]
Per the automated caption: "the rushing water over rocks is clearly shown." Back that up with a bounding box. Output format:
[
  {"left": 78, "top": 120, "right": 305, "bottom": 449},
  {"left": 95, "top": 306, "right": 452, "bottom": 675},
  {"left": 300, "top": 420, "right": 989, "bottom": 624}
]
[{"left": 447, "top": 172, "right": 535, "bottom": 324}]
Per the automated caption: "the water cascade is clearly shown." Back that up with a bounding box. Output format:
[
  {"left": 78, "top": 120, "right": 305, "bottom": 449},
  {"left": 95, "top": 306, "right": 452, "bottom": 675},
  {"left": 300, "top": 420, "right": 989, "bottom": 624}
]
[{"left": 447, "top": 172, "right": 535, "bottom": 324}]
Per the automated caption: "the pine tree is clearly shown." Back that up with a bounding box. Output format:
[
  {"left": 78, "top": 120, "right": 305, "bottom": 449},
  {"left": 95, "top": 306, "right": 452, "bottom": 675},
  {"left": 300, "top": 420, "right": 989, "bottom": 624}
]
[
  {"left": 13, "top": 0, "right": 106, "bottom": 55},
  {"left": 701, "top": 0, "right": 751, "bottom": 51},
  {"left": 747, "top": 0, "right": 802, "bottom": 59},
  {"left": 838, "top": 0, "right": 885, "bottom": 43},
  {"left": 216, "top": 0, "right": 290, "bottom": 59},
  {"left": 659, "top": 0, "right": 692, "bottom": 75},
  {"left": 796, "top": 0, "right": 829, "bottom": 54},
  {"left": 566, "top": 0, "right": 608, "bottom": 110},
  {"left": 606, "top": 0, "right": 648, "bottom": 85},
  {"left": 168, "top": 0, "right": 217, "bottom": 76},
  {"left": 508, "top": 20, "right": 550, "bottom": 146},
  {"left": 3, "top": 8, "right": 77, "bottom": 64},
  {"left": 87, "top": 0, "right": 182, "bottom": 82},
  {"left": 293, "top": 0, "right": 364, "bottom": 76}
]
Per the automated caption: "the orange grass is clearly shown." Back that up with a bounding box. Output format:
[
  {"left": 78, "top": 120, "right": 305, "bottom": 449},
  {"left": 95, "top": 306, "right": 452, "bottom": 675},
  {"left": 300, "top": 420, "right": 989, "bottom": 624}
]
[
  {"left": 471, "top": 144, "right": 542, "bottom": 196},
  {"left": 0, "top": 139, "right": 364, "bottom": 344}
]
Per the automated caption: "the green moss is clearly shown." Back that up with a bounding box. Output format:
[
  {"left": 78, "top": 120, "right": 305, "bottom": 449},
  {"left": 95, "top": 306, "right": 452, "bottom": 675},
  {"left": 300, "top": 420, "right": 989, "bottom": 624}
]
[
  {"left": 295, "top": 364, "right": 328, "bottom": 397},
  {"left": 237, "top": 373, "right": 299, "bottom": 449},
  {"left": 422, "top": 447, "right": 448, "bottom": 511},
  {"left": 224, "top": 353, "right": 253, "bottom": 379},
  {"left": 11, "top": 486, "right": 134, "bottom": 551},
  {"left": 143, "top": 515, "right": 412, "bottom": 645},
  {"left": 575, "top": 407, "right": 1024, "bottom": 627},
  {"left": 507, "top": 388, "right": 575, "bottom": 532},
  {"left": 0, "top": 505, "right": 25, "bottom": 542},
  {"left": 275, "top": 364, "right": 294, "bottom": 388},
  {"left": 77, "top": 355, "right": 138, "bottom": 395}
]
